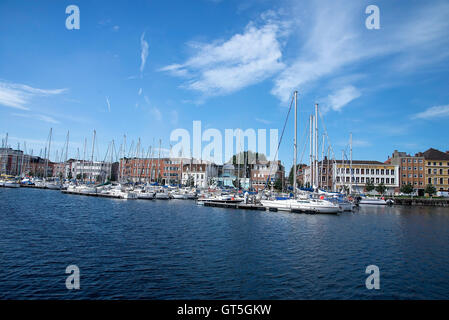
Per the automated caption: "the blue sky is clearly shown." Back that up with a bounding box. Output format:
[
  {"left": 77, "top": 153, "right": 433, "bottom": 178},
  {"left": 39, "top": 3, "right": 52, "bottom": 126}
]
[{"left": 1, "top": 0, "right": 448, "bottom": 167}]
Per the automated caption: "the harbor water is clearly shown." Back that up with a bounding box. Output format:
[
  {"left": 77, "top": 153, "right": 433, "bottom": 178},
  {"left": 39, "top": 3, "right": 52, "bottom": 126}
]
[{"left": 1, "top": 187, "right": 448, "bottom": 299}]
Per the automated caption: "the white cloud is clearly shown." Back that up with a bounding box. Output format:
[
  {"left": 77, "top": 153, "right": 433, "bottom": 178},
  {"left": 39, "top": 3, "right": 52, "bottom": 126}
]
[
  {"left": 271, "top": 1, "right": 449, "bottom": 103},
  {"left": 0, "top": 81, "right": 67, "bottom": 110},
  {"left": 160, "top": 14, "right": 288, "bottom": 96},
  {"left": 412, "top": 104, "right": 449, "bottom": 119},
  {"left": 325, "top": 86, "right": 361, "bottom": 112},
  {"left": 11, "top": 112, "right": 60, "bottom": 124},
  {"left": 138, "top": 88, "right": 143, "bottom": 96},
  {"left": 140, "top": 32, "right": 149, "bottom": 76}
]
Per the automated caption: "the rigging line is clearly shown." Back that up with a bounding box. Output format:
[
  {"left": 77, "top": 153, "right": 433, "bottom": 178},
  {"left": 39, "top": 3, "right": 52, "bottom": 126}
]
[
  {"left": 264, "top": 92, "right": 295, "bottom": 190},
  {"left": 318, "top": 108, "right": 337, "bottom": 161}
]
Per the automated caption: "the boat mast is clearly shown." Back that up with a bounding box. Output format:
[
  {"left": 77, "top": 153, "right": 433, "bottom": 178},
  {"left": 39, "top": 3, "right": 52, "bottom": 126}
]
[
  {"left": 64, "top": 131, "right": 69, "bottom": 179},
  {"left": 314, "top": 104, "right": 318, "bottom": 190},
  {"left": 90, "top": 130, "right": 96, "bottom": 183},
  {"left": 82, "top": 138, "right": 87, "bottom": 183},
  {"left": 293, "top": 90, "right": 298, "bottom": 197},
  {"left": 349, "top": 132, "right": 353, "bottom": 195},
  {"left": 45, "top": 128, "right": 52, "bottom": 179},
  {"left": 309, "top": 115, "right": 313, "bottom": 189}
]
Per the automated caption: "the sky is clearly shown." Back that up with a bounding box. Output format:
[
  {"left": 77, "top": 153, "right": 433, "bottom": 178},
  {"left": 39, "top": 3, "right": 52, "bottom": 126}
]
[{"left": 1, "top": 0, "right": 448, "bottom": 168}]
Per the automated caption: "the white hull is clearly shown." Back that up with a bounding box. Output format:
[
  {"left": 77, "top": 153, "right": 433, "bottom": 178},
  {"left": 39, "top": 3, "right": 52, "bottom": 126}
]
[
  {"left": 261, "top": 199, "right": 340, "bottom": 214},
  {"left": 155, "top": 193, "right": 170, "bottom": 199},
  {"left": 3, "top": 182, "right": 20, "bottom": 188},
  {"left": 359, "top": 199, "right": 387, "bottom": 205}
]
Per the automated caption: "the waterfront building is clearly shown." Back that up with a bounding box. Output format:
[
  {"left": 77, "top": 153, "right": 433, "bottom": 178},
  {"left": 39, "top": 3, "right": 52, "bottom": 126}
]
[
  {"left": 302, "top": 159, "right": 399, "bottom": 194},
  {"left": 302, "top": 157, "right": 333, "bottom": 190},
  {"left": 181, "top": 162, "right": 219, "bottom": 188},
  {"left": 333, "top": 160, "right": 399, "bottom": 194},
  {"left": 69, "top": 160, "right": 113, "bottom": 182},
  {"left": 386, "top": 150, "right": 426, "bottom": 195},
  {"left": 250, "top": 160, "right": 285, "bottom": 191},
  {"left": 416, "top": 148, "right": 449, "bottom": 192}
]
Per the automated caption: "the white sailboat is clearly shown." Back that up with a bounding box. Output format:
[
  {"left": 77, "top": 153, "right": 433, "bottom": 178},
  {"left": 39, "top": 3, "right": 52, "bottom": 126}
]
[{"left": 260, "top": 91, "right": 340, "bottom": 214}]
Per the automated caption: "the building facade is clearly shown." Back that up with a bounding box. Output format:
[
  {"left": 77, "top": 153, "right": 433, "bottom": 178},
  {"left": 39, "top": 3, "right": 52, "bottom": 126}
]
[
  {"left": 387, "top": 150, "right": 426, "bottom": 195},
  {"left": 417, "top": 148, "right": 449, "bottom": 192}
]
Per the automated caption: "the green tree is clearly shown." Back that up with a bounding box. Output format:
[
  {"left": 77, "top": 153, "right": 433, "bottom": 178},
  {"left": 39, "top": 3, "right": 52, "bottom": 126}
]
[
  {"left": 425, "top": 184, "right": 437, "bottom": 197},
  {"left": 274, "top": 178, "right": 283, "bottom": 191},
  {"left": 400, "top": 183, "right": 414, "bottom": 195},
  {"left": 67, "top": 171, "right": 72, "bottom": 180},
  {"left": 375, "top": 183, "right": 387, "bottom": 195},
  {"left": 365, "top": 179, "right": 375, "bottom": 192},
  {"left": 76, "top": 173, "right": 81, "bottom": 180}
]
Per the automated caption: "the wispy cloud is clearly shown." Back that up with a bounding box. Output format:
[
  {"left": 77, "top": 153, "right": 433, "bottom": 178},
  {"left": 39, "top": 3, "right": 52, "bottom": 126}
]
[
  {"left": 106, "top": 96, "right": 111, "bottom": 112},
  {"left": 160, "top": 12, "right": 289, "bottom": 97},
  {"left": 0, "top": 81, "right": 67, "bottom": 110},
  {"left": 138, "top": 88, "right": 143, "bottom": 96},
  {"left": 11, "top": 112, "right": 60, "bottom": 124},
  {"left": 255, "top": 118, "right": 272, "bottom": 124},
  {"left": 271, "top": 1, "right": 449, "bottom": 102},
  {"left": 140, "top": 32, "right": 149, "bottom": 76},
  {"left": 324, "top": 86, "right": 361, "bottom": 113},
  {"left": 151, "top": 107, "right": 162, "bottom": 121},
  {"left": 412, "top": 104, "right": 449, "bottom": 119}
]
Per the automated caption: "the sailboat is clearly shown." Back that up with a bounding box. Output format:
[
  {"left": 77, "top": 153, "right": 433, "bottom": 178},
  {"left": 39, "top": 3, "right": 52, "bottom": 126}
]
[{"left": 260, "top": 91, "right": 339, "bottom": 214}]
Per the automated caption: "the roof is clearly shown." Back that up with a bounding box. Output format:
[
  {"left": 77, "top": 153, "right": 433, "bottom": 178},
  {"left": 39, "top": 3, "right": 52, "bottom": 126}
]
[
  {"left": 417, "top": 148, "right": 449, "bottom": 160},
  {"left": 334, "top": 160, "right": 385, "bottom": 165}
]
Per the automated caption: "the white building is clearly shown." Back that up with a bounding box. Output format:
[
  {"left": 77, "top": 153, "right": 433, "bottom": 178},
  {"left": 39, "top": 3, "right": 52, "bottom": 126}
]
[
  {"left": 69, "top": 160, "right": 112, "bottom": 181},
  {"left": 182, "top": 162, "right": 218, "bottom": 188}
]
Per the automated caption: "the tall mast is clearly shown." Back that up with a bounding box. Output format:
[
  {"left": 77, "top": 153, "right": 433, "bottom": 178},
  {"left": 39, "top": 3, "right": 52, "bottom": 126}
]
[
  {"left": 82, "top": 138, "right": 87, "bottom": 183},
  {"left": 293, "top": 90, "right": 298, "bottom": 197},
  {"left": 64, "top": 131, "right": 69, "bottom": 179},
  {"left": 158, "top": 139, "right": 161, "bottom": 184},
  {"left": 309, "top": 115, "right": 313, "bottom": 188},
  {"left": 314, "top": 104, "right": 318, "bottom": 190},
  {"left": 45, "top": 128, "right": 52, "bottom": 179},
  {"left": 321, "top": 134, "right": 325, "bottom": 190},
  {"left": 349, "top": 132, "right": 353, "bottom": 195},
  {"left": 90, "top": 130, "right": 96, "bottom": 183}
]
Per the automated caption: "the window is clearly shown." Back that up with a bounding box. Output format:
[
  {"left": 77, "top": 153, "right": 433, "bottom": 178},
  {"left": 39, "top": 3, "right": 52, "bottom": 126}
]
[
  {"left": 356, "top": 168, "right": 359, "bottom": 174},
  {"left": 391, "top": 178, "right": 395, "bottom": 184},
  {"left": 386, "top": 178, "right": 390, "bottom": 184},
  {"left": 361, "top": 177, "right": 365, "bottom": 183},
  {"left": 428, "top": 169, "right": 432, "bottom": 174},
  {"left": 408, "top": 159, "right": 411, "bottom": 163},
  {"left": 371, "top": 169, "right": 375, "bottom": 175},
  {"left": 376, "top": 178, "right": 379, "bottom": 183},
  {"left": 428, "top": 178, "right": 432, "bottom": 184},
  {"left": 356, "top": 177, "right": 359, "bottom": 183},
  {"left": 408, "top": 167, "right": 412, "bottom": 170},
  {"left": 414, "top": 159, "right": 417, "bottom": 163},
  {"left": 402, "top": 159, "right": 406, "bottom": 163},
  {"left": 361, "top": 169, "right": 365, "bottom": 174},
  {"left": 440, "top": 178, "right": 444, "bottom": 185},
  {"left": 386, "top": 169, "right": 390, "bottom": 175},
  {"left": 381, "top": 169, "right": 384, "bottom": 175},
  {"left": 381, "top": 178, "right": 384, "bottom": 183},
  {"left": 440, "top": 169, "right": 443, "bottom": 175},
  {"left": 391, "top": 169, "right": 395, "bottom": 175}
]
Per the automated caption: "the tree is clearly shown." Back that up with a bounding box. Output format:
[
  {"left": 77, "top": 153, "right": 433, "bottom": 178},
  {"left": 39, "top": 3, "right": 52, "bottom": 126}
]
[
  {"left": 67, "top": 171, "right": 72, "bottom": 180},
  {"left": 425, "top": 184, "right": 436, "bottom": 197},
  {"left": 400, "top": 183, "right": 414, "bottom": 195},
  {"left": 76, "top": 173, "right": 81, "bottom": 180},
  {"left": 375, "top": 183, "right": 387, "bottom": 195},
  {"left": 365, "top": 179, "right": 375, "bottom": 192},
  {"left": 274, "top": 178, "right": 283, "bottom": 191}
]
